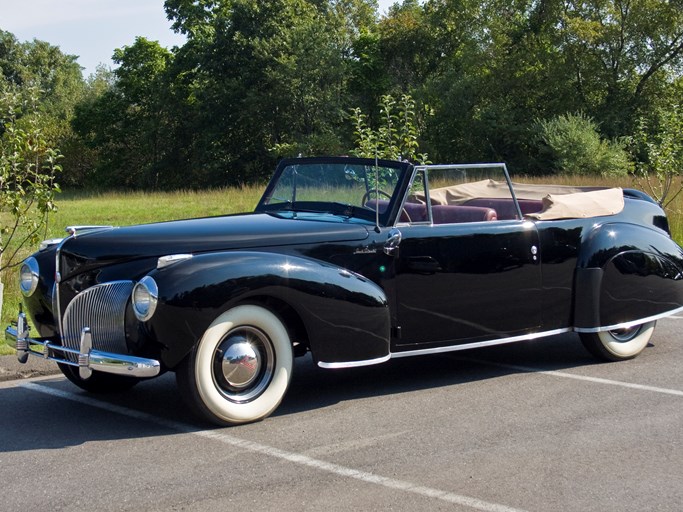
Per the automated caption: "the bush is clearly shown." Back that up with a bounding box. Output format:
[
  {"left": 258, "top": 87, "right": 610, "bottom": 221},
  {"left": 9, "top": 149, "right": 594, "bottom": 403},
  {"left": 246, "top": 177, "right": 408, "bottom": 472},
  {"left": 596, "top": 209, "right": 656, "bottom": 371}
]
[{"left": 534, "top": 113, "right": 633, "bottom": 177}]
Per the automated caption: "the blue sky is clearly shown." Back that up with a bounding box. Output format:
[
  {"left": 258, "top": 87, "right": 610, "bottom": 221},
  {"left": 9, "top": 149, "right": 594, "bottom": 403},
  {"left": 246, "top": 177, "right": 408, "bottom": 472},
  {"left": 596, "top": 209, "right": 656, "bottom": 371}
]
[{"left": 2, "top": 0, "right": 398, "bottom": 78}]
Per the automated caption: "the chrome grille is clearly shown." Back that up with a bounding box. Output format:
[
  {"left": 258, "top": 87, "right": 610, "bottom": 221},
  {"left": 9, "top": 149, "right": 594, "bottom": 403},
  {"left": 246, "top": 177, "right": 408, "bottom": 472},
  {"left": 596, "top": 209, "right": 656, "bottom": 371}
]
[{"left": 61, "top": 281, "right": 134, "bottom": 362}]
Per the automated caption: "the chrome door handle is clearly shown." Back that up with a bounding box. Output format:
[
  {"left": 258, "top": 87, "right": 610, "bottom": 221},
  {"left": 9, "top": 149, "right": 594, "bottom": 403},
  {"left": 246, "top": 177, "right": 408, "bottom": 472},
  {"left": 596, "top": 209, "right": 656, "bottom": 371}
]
[{"left": 384, "top": 228, "right": 402, "bottom": 255}]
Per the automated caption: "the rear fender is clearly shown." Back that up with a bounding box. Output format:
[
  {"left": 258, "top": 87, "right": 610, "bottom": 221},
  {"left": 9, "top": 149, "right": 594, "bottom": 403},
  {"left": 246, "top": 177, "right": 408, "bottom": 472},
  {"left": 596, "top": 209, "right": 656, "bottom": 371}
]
[
  {"left": 574, "top": 223, "right": 683, "bottom": 330},
  {"left": 145, "top": 251, "right": 390, "bottom": 368}
]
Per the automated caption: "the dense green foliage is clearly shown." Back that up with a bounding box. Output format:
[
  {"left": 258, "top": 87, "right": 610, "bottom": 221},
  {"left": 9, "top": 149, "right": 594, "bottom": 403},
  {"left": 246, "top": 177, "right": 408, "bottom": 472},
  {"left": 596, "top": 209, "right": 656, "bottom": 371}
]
[
  {"left": 2, "top": 0, "right": 683, "bottom": 189},
  {"left": 534, "top": 113, "right": 633, "bottom": 177}
]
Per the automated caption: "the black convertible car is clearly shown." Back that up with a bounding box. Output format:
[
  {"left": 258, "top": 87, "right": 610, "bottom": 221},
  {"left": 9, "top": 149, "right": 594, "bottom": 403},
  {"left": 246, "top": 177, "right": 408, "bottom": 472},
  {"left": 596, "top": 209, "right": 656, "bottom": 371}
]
[{"left": 7, "top": 157, "right": 683, "bottom": 425}]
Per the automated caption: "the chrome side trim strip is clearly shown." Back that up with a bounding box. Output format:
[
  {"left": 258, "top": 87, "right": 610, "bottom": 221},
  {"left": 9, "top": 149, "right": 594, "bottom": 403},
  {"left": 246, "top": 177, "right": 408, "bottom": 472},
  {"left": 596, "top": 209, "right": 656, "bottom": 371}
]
[
  {"left": 307, "top": 308, "right": 683, "bottom": 369},
  {"left": 574, "top": 305, "right": 683, "bottom": 334},
  {"left": 317, "top": 354, "right": 391, "bottom": 369},
  {"left": 391, "top": 328, "right": 572, "bottom": 359},
  {"left": 317, "top": 328, "right": 574, "bottom": 368}
]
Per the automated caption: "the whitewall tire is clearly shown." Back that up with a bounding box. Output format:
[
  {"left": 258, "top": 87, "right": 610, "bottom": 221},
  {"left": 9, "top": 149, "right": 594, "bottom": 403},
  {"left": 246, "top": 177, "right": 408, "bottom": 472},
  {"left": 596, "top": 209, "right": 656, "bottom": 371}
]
[
  {"left": 177, "top": 305, "right": 293, "bottom": 425},
  {"left": 579, "top": 321, "right": 655, "bottom": 361}
]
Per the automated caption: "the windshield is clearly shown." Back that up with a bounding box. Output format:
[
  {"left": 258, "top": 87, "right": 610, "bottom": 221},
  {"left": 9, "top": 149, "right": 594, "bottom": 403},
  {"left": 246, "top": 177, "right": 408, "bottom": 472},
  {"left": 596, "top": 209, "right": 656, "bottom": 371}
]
[{"left": 256, "top": 158, "right": 409, "bottom": 225}]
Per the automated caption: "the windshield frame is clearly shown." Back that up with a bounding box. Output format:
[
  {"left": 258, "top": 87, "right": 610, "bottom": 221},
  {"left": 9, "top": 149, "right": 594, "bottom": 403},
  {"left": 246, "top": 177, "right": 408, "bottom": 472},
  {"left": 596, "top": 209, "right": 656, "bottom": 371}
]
[{"left": 255, "top": 157, "right": 413, "bottom": 227}]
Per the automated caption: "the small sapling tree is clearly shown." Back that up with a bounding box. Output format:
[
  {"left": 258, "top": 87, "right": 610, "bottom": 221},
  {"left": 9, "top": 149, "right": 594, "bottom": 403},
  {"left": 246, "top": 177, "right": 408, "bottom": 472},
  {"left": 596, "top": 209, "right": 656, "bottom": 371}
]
[
  {"left": 633, "top": 107, "right": 683, "bottom": 209},
  {"left": 350, "top": 94, "right": 430, "bottom": 164},
  {"left": 0, "top": 88, "right": 61, "bottom": 313}
]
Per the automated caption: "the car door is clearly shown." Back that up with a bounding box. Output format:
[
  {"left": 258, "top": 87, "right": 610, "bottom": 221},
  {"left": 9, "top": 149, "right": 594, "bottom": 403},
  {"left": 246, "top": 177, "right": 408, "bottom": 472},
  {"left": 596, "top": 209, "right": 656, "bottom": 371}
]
[{"left": 391, "top": 165, "right": 543, "bottom": 351}]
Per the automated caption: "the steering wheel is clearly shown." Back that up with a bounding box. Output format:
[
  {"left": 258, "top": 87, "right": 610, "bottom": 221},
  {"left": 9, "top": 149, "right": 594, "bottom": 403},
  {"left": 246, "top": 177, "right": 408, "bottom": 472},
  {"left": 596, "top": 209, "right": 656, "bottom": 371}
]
[
  {"left": 361, "top": 189, "right": 392, "bottom": 207},
  {"left": 361, "top": 190, "right": 412, "bottom": 222}
]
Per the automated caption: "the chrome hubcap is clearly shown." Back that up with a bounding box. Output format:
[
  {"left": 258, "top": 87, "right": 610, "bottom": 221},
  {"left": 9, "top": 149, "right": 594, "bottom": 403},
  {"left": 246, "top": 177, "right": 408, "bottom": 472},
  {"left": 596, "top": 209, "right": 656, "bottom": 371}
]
[
  {"left": 212, "top": 326, "right": 274, "bottom": 403},
  {"left": 609, "top": 325, "right": 642, "bottom": 342},
  {"left": 221, "top": 341, "right": 261, "bottom": 389}
]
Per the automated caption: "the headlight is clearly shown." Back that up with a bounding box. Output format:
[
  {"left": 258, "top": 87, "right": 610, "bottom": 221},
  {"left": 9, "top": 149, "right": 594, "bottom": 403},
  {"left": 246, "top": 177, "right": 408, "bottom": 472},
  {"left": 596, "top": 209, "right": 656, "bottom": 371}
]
[
  {"left": 132, "top": 276, "right": 158, "bottom": 322},
  {"left": 19, "top": 257, "right": 39, "bottom": 297}
]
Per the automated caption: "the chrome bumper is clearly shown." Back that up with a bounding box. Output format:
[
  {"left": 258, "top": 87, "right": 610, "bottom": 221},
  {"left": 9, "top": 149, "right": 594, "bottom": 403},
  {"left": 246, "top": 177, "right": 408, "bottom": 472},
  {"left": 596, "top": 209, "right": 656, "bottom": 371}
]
[{"left": 5, "top": 312, "right": 160, "bottom": 379}]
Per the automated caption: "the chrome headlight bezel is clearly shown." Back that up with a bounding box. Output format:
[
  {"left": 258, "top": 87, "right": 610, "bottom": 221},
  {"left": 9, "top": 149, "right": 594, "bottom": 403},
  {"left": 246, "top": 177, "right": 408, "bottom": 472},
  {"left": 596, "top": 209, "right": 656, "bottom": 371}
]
[
  {"left": 19, "top": 257, "right": 40, "bottom": 297},
  {"left": 132, "top": 276, "right": 159, "bottom": 322}
]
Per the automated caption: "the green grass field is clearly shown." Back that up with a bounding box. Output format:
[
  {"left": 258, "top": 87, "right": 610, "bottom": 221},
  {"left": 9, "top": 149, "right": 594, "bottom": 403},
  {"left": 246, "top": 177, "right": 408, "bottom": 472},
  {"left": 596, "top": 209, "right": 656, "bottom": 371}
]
[{"left": 2, "top": 175, "right": 681, "bottom": 356}]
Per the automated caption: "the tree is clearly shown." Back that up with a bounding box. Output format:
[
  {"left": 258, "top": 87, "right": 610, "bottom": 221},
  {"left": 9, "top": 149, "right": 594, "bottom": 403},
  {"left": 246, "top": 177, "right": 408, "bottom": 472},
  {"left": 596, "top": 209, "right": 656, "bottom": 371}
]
[
  {"left": 165, "top": 0, "right": 377, "bottom": 183},
  {"left": 6, "top": 1, "right": 679, "bottom": 187},
  {"left": 1, "top": 30, "right": 85, "bottom": 185},
  {"left": 350, "top": 93, "right": 430, "bottom": 163},
  {"left": 61, "top": 65, "right": 116, "bottom": 187},
  {"left": 72, "top": 38, "right": 176, "bottom": 188},
  {"left": 0, "top": 87, "right": 61, "bottom": 275},
  {"left": 0, "top": 31, "right": 84, "bottom": 137},
  {"left": 377, "top": 0, "right": 438, "bottom": 92},
  {"left": 633, "top": 106, "right": 683, "bottom": 207},
  {"left": 557, "top": 0, "right": 683, "bottom": 136}
]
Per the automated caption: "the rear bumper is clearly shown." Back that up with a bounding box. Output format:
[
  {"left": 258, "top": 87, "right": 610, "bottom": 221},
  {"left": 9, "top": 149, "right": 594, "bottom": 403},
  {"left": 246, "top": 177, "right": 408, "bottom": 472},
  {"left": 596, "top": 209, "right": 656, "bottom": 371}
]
[{"left": 5, "top": 312, "right": 160, "bottom": 379}]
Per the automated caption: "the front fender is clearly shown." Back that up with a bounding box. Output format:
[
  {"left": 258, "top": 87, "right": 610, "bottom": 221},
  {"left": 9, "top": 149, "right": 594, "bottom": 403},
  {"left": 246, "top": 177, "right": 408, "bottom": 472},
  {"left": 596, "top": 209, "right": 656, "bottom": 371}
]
[
  {"left": 574, "top": 222, "right": 683, "bottom": 330},
  {"left": 145, "top": 251, "right": 390, "bottom": 368}
]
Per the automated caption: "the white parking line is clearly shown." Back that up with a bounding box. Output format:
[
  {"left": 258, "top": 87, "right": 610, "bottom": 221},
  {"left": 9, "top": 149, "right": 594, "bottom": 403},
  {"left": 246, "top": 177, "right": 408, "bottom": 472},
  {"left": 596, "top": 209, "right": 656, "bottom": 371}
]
[
  {"left": 20, "top": 382, "right": 528, "bottom": 512},
  {"left": 458, "top": 357, "right": 683, "bottom": 396}
]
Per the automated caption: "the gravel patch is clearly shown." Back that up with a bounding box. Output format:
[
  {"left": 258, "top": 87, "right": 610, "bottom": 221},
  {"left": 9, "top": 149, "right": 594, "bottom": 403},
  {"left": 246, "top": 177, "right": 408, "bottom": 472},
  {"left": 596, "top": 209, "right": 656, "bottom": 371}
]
[{"left": 0, "top": 354, "right": 60, "bottom": 382}]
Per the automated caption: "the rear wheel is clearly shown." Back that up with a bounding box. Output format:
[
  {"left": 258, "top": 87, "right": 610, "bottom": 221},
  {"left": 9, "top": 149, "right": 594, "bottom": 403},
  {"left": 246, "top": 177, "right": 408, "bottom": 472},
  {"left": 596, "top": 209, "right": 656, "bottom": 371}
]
[
  {"left": 176, "top": 305, "right": 293, "bottom": 426},
  {"left": 58, "top": 363, "right": 141, "bottom": 393},
  {"left": 579, "top": 321, "right": 655, "bottom": 361}
]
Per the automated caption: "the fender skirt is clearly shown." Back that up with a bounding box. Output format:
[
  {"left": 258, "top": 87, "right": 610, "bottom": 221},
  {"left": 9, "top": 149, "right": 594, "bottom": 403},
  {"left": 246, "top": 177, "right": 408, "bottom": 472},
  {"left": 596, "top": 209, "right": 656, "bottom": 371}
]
[
  {"left": 574, "top": 223, "right": 683, "bottom": 331},
  {"left": 145, "top": 251, "right": 390, "bottom": 368}
]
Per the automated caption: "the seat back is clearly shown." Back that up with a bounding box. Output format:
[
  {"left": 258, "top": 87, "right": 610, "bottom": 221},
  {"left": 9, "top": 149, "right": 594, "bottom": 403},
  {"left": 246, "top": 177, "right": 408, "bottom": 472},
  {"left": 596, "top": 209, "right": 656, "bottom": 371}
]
[
  {"left": 365, "top": 199, "right": 428, "bottom": 222},
  {"left": 462, "top": 198, "right": 542, "bottom": 220},
  {"left": 402, "top": 201, "right": 428, "bottom": 222},
  {"left": 431, "top": 205, "right": 497, "bottom": 224}
]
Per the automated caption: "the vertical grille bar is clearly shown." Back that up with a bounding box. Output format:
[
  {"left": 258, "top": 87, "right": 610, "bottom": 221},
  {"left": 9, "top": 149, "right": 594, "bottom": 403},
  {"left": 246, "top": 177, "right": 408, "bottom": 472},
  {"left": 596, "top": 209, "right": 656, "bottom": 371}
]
[{"left": 61, "top": 281, "right": 134, "bottom": 362}]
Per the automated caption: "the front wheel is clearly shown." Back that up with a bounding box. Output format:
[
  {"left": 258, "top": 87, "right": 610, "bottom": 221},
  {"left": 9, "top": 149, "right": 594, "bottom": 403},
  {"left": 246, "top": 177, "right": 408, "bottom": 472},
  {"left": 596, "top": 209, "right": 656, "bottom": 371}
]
[
  {"left": 579, "top": 321, "right": 655, "bottom": 362},
  {"left": 176, "top": 305, "right": 293, "bottom": 426}
]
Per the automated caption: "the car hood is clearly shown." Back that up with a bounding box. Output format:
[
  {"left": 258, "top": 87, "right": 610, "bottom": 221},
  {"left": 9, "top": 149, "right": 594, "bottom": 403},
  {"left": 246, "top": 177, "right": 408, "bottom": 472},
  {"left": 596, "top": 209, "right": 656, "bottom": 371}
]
[{"left": 59, "top": 212, "right": 370, "bottom": 278}]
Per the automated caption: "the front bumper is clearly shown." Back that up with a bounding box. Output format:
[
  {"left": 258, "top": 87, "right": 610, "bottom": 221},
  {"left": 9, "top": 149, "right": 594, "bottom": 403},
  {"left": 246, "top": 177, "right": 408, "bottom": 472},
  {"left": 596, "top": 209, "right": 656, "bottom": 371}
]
[{"left": 5, "top": 312, "right": 161, "bottom": 379}]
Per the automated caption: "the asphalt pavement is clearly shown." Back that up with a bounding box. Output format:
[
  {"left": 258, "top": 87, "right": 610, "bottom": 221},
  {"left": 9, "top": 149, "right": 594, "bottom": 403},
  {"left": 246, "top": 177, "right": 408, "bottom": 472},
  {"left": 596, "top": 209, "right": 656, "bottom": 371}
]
[{"left": 1, "top": 318, "right": 681, "bottom": 512}]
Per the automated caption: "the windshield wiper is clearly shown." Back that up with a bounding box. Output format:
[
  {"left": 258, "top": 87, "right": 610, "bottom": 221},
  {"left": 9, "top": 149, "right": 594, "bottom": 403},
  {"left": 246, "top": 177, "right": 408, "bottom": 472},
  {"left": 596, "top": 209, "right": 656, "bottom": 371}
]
[{"left": 262, "top": 201, "right": 376, "bottom": 222}]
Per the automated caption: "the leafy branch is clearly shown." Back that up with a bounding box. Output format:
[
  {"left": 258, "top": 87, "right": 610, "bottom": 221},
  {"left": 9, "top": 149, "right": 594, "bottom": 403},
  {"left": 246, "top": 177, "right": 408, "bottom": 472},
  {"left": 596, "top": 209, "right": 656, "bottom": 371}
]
[
  {"left": 350, "top": 94, "right": 430, "bottom": 164},
  {"left": 0, "top": 87, "right": 62, "bottom": 273},
  {"left": 633, "top": 107, "right": 683, "bottom": 209}
]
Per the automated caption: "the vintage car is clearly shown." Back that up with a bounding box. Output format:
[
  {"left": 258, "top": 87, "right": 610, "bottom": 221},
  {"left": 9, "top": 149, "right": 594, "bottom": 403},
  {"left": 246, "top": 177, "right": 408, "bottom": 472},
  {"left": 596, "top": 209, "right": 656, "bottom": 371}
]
[{"left": 6, "top": 156, "right": 683, "bottom": 425}]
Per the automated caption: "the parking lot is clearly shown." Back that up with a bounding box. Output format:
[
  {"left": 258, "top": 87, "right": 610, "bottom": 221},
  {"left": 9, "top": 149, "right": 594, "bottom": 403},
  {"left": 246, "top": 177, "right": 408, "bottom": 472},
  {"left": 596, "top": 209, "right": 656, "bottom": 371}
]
[{"left": 1, "top": 317, "right": 681, "bottom": 512}]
